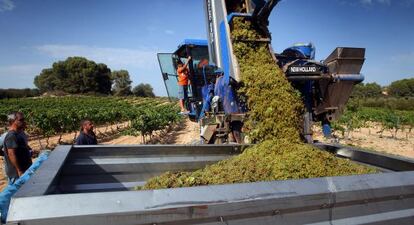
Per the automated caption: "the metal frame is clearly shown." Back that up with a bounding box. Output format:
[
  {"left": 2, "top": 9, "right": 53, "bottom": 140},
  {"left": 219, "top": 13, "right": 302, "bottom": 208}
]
[
  {"left": 6, "top": 143, "right": 414, "bottom": 225},
  {"left": 14, "top": 145, "right": 72, "bottom": 197},
  {"left": 14, "top": 144, "right": 247, "bottom": 195},
  {"left": 314, "top": 142, "right": 414, "bottom": 171}
]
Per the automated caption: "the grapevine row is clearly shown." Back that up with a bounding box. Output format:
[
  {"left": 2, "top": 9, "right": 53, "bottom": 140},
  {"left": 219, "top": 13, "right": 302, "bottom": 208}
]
[
  {"left": 0, "top": 97, "right": 181, "bottom": 143},
  {"left": 332, "top": 106, "right": 414, "bottom": 139}
]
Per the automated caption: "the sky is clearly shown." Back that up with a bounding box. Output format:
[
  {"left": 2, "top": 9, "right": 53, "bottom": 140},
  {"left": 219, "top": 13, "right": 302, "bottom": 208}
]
[{"left": 0, "top": 0, "right": 413, "bottom": 96}]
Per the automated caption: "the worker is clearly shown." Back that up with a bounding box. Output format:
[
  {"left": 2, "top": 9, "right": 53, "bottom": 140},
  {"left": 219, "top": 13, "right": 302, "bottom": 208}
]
[
  {"left": 75, "top": 119, "right": 98, "bottom": 145},
  {"left": 197, "top": 58, "right": 209, "bottom": 69},
  {"left": 2, "top": 112, "right": 33, "bottom": 184},
  {"left": 177, "top": 56, "right": 192, "bottom": 113}
]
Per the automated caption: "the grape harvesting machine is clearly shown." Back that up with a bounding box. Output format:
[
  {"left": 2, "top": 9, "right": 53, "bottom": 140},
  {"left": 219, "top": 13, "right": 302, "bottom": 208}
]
[{"left": 158, "top": 0, "right": 365, "bottom": 144}]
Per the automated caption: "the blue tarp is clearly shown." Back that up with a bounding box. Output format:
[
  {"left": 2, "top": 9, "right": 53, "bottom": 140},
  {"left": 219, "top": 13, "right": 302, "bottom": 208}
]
[{"left": 0, "top": 151, "right": 50, "bottom": 223}]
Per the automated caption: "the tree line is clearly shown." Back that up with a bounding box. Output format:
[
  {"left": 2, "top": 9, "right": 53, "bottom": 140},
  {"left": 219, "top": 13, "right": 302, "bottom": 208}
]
[
  {"left": 1, "top": 56, "right": 412, "bottom": 99},
  {"left": 0, "top": 88, "right": 40, "bottom": 99},
  {"left": 351, "top": 78, "right": 414, "bottom": 99},
  {"left": 350, "top": 79, "right": 414, "bottom": 112},
  {"left": 34, "top": 57, "right": 155, "bottom": 97},
  {"left": 0, "top": 57, "right": 154, "bottom": 99}
]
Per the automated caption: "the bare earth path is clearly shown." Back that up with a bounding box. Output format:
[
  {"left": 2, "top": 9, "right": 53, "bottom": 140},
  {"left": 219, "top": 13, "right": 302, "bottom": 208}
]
[
  {"left": 103, "top": 118, "right": 200, "bottom": 145},
  {"left": 313, "top": 126, "right": 414, "bottom": 158}
]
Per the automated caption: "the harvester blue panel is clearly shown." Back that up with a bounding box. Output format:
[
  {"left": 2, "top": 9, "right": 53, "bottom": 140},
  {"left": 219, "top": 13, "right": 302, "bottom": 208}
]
[
  {"left": 214, "top": 76, "right": 242, "bottom": 114},
  {"left": 219, "top": 21, "right": 231, "bottom": 85},
  {"left": 178, "top": 39, "right": 208, "bottom": 48},
  {"left": 284, "top": 43, "right": 316, "bottom": 59}
]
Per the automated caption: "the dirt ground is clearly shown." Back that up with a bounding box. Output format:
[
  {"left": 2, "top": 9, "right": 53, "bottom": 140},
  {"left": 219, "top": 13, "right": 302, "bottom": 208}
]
[
  {"left": 28, "top": 122, "right": 130, "bottom": 152},
  {"left": 103, "top": 118, "right": 200, "bottom": 145},
  {"left": 313, "top": 125, "right": 414, "bottom": 158}
]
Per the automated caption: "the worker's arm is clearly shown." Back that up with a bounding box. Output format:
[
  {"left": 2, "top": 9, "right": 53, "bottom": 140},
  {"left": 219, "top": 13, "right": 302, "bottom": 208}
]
[
  {"left": 7, "top": 148, "right": 25, "bottom": 176},
  {"left": 177, "top": 56, "right": 192, "bottom": 74},
  {"left": 183, "top": 56, "right": 192, "bottom": 70}
]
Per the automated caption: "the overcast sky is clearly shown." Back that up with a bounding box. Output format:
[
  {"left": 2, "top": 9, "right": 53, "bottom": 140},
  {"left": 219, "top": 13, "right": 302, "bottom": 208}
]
[{"left": 0, "top": 0, "right": 413, "bottom": 96}]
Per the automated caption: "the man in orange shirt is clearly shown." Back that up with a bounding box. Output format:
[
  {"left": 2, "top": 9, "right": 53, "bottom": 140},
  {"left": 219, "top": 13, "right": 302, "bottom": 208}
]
[{"left": 177, "top": 56, "right": 191, "bottom": 113}]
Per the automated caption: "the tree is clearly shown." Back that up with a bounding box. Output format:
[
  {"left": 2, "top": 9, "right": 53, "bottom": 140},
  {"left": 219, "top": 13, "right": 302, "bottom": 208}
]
[
  {"left": 34, "top": 68, "right": 58, "bottom": 93},
  {"left": 132, "top": 83, "right": 155, "bottom": 97},
  {"left": 388, "top": 78, "right": 414, "bottom": 97},
  {"left": 351, "top": 82, "right": 382, "bottom": 98},
  {"left": 34, "top": 57, "right": 112, "bottom": 94},
  {"left": 111, "top": 70, "right": 132, "bottom": 96}
]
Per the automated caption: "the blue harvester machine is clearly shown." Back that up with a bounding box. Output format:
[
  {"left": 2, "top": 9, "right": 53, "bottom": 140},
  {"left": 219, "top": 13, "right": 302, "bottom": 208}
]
[{"left": 158, "top": 0, "right": 365, "bottom": 143}]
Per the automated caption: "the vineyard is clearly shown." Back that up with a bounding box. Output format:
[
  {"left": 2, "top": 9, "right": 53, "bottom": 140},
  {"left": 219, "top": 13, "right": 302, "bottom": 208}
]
[
  {"left": 332, "top": 103, "right": 414, "bottom": 140},
  {"left": 0, "top": 96, "right": 181, "bottom": 146}
]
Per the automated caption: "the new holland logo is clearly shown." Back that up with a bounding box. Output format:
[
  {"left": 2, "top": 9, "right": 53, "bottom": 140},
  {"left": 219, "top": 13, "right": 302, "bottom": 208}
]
[{"left": 290, "top": 66, "right": 317, "bottom": 73}]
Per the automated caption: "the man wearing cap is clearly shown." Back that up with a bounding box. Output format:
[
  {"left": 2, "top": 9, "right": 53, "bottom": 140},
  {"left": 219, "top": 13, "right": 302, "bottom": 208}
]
[
  {"left": 177, "top": 56, "right": 192, "bottom": 113},
  {"left": 3, "top": 112, "right": 32, "bottom": 184}
]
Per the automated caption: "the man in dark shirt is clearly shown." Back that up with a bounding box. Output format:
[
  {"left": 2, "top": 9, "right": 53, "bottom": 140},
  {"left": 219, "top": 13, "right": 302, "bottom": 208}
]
[
  {"left": 75, "top": 119, "right": 98, "bottom": 145},
  {"left": 3, "top": 112, "right": 32, "bottom": 184}
]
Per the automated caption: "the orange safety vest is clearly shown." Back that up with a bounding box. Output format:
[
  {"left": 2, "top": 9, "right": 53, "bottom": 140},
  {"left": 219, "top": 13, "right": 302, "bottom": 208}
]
[{"left": 177, "top": 67, "right": 189, "bottom": 86}]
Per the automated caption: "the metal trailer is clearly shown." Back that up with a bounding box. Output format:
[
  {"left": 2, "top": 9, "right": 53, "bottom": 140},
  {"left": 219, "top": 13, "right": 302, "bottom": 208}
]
[{"left": 6, "top": 144, "right": 414, "bottom": 225}]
